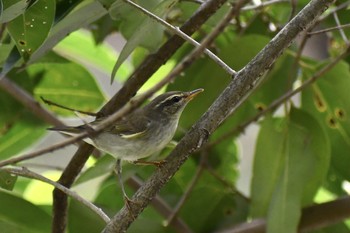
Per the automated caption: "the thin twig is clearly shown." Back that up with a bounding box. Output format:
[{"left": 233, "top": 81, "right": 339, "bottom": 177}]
[
  {"left": 3, "top": 167, "right": 110, "bottom": 223},
  {"left": 165, "top": 151, "right": 207, "bottom": 226},
  {"left": 127, "top": 177, "right": 193, "bottom": 233},
  {"left": 122, "top": 0, "right": 236, "bottom": 76},
  {"left": 180, "top": 0, "right": 204, "bottom": 4},
  {"left": 317, "top": 0, "right": 350, "bottom": 22},
  {"left": 140, "top": 0, "right": 247, "bottom": 92},
  {"left": 308, "top": 23, "right": 350, "bottom": 35},
  {"left": 40, "top": 96, "right": 98, "bottom": 117},
  {"left": 242, "top": 0, "right": 289, "bottom": 11},
  {"left": 289, "top": 0, "right": 297, "bottom": 21},
  {"left": 333, "top": 12, "right": 349, "bottom": 44}
]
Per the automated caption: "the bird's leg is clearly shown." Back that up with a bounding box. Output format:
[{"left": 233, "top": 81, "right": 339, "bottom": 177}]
[
  {"left": 132, "top": 159, "right": 166, "bottom": 167},
  {"left": 114, "top": 159, "right": 135, "bottom": 218}
]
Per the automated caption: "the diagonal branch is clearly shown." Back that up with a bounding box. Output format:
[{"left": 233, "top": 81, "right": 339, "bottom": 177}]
[
  {"left": 102, "top": 0, "right": 334, "bottom": 232},
  {"left": 121, "top": 0, "right": 236, "bottom": 76}
]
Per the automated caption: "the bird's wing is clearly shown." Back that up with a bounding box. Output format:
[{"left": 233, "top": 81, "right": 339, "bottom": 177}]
[{"left": 106, "top": 114, "right": 151, "bottom": 139}]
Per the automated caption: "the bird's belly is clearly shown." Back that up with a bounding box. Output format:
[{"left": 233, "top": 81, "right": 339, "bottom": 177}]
[{"left": 92, "top": 123, "right": 176, "bottom": 161}]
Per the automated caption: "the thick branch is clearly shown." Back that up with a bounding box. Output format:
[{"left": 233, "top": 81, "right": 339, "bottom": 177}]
[
  {"left": 52, "top": 144, "right": 94, "bottom": 233},
  {"left": 102, "top": 0, "right": 334, "bottom": 232}
]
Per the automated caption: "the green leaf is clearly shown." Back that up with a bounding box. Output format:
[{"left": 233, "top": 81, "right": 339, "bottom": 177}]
[
  {"left": 0, "top": 43, "right": 14, "bottom": 66},
  {"left": 75, "top": 155, "right": 115, "bottom": 185},
  {"left": 0, "top": 0, "right": 28, "bottom": 23},
  {"left": 301, "top": 61, "right": 350, "bottom": 180},
  {"left": 0, "top": 113, "right": 46, "bottom": 159},
  {"left": 28, "top": 1, "right": 108, "bottom": 64},
  {"left": 0, "top": 170, "right": 17, "bottom": 190},
  {"left": 7, "top": 0, "right": 55, "bottom": 61},
  {"left": 251, "top": 108, "right": 330, "bottom": 233},
  {"left": 267, "top": 108, "right": 330, "bottom": 233},
  {"left": 27, "top": 53, "right": 106, "bottom": 116},
  {"left": 68, "top": 199, "right": 105, "bottom": 233},
  {"left": 0, "top": 190, "right": 51, "bottom": 233},
  {"left": 110, "top": 0, "right": 178, "bottom": 82},
  {"left": 250, "top": 116, "right": 286, "bottom": 217},
  {"left": 161, "top": 158, "right": 248, "bottom": 232}
]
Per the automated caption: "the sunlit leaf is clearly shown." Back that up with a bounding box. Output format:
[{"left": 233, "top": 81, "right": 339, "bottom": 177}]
[
  {"left": 53, "top": 30, "right": 132, "bottom": 80},
  {"left": 27, "top": 53, "right": 106, "bottom": 116}
]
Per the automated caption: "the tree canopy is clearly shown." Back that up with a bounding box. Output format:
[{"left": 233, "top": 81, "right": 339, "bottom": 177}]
[{"left": 1, "top": 0, "right": 350, "bottom": 233}]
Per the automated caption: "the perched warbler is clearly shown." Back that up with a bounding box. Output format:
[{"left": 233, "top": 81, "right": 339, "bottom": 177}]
[{"left": 49, "top": 88, "right": 204, "bottom": 205}]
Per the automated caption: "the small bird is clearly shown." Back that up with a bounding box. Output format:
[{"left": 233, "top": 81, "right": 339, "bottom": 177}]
[{"left": 49, "top": 88, "right": 203, "bottom": 206}]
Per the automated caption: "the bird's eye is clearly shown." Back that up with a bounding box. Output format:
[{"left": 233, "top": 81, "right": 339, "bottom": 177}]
[{"left": 172, "top": 96, "right": 181, "bottom": 103}]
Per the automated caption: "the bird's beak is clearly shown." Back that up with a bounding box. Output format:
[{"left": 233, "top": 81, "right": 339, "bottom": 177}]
[{"left": 185, "top": 88, "right": 204, "bottom": 101}]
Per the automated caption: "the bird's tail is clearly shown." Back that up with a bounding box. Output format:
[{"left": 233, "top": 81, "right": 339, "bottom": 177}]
[{"left": 48, "top": 125, "right": 85, "bottom": 136}]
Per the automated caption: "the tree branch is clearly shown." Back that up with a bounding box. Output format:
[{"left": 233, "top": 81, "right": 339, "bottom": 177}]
[
  {"left": 102, "top": 0, "right": 334, "bottom": 232},
  {"left": 3, "top": 167, "right": 110, "bottom": 223}
]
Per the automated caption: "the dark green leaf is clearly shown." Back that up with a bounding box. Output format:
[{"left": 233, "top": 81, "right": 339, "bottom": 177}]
[
  {"left": 0, "top": 190, "right": 51, "bottom": 233},
  {"left": 0, "top": 170, "right": 17, "bottom": 190},
  {"left": 54, "top": 0, "right": 82, "bottom": 22},
  {"left": 7, "top": 0, "right": 55, "bottom": 61}
]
